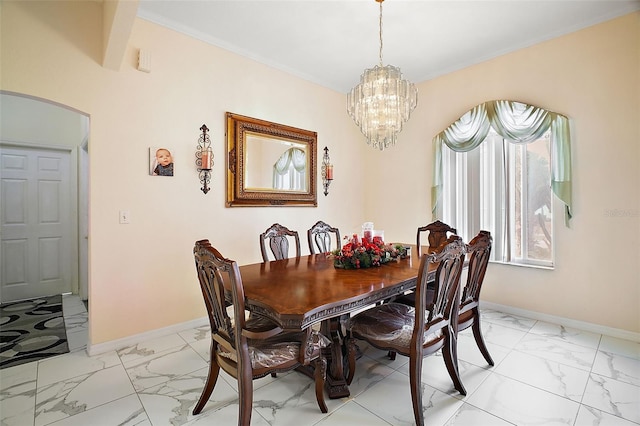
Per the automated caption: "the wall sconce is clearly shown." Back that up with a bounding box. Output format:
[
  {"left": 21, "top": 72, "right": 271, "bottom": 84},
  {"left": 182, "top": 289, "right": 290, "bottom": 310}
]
[
  {"left": 196, "top": 124, "right": 213, "bottom": 194},
  {"left": 321, "top": 146, "right": 333, "bottom": 196}
]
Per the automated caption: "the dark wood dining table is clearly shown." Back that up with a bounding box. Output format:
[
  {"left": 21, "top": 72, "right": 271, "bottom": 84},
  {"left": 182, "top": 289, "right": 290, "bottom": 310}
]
[{"left": 237, "top": 245, "right": 439, "bottom": 399}]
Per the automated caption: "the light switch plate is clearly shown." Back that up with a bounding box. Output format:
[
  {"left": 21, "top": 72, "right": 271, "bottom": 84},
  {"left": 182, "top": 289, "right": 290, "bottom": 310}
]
[{"left": 119, "top": 210, "right": 130, "bottom": 224}]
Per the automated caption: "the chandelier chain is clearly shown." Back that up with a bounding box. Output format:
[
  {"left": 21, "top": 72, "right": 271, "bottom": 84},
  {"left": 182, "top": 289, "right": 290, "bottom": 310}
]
[{"left": 378, "top": 0, "right": 383, "bottom": 66}]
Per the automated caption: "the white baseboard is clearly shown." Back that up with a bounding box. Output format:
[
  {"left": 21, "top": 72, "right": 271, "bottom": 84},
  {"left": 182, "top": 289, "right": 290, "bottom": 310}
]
[
  {"left": 87, "top": 317, "right": 209, "bottom": 356},
  {"left": 481, "top": 301, "right": 640, "bottom": 343}
]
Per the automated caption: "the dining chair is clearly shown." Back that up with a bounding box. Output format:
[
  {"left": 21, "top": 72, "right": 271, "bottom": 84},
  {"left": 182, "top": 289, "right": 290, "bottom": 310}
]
[
  {"left": 392, "top": 220, "right": 458, "bottom": 306},
  {"left": 258, "top": 223, "right": 302, "bottom": 378},
  {"left": 458, "top": 230, "right": 494, "bottom": 366},
  {"left": 259, "top": 223, "right": 301, "bottom": 261},
  {"left": 345, "top": 235, "right": 467, "bottom": 426},
  {"left": 192, "top": 240, "right": 328, "bottom": 426},
  {"left": 417, "top": 220, "right": 457, "bottom": 256},
  {"left": 307, "top": 220, "right": 341, "bottom": 254}
]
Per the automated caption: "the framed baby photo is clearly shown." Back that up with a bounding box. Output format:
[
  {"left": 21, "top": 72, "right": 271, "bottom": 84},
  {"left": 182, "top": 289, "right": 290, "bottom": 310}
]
[{"left": 149, "top": 146, "right": 175, "bottom": 176}]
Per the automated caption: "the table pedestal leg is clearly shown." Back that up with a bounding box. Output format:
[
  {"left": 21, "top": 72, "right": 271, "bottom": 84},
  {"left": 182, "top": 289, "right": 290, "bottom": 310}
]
[{"left": 321, "top": 315, "right": 350, "bottom": 399}]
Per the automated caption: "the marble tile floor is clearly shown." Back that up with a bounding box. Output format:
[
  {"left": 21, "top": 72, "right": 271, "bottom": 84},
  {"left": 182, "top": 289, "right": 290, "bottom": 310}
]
[{"left": 1, "top": 296, "right": 639, "bottom": 426}]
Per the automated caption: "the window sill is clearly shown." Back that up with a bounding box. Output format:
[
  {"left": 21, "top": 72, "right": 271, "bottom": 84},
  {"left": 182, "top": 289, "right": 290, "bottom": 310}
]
[{"left": 488, "top": 260, "right": 554, "bottom": 271}]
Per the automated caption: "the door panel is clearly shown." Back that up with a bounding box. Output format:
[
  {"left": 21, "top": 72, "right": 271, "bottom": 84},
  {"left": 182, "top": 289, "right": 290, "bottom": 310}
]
[
  {"left": 3, "top": 239, "right": 27, "bottom": 285},
  {"left": 1, "top": 146, "right": 73, "bottom": 301}
]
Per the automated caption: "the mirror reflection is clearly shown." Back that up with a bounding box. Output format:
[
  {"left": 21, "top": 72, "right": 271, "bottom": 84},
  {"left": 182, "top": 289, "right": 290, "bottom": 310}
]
[{"left": 244, "top": 133, "right": 308, "bottom": 192}]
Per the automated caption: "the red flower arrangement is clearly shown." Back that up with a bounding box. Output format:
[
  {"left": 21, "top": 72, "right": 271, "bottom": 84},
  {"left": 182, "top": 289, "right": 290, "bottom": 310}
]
[{"left": 331, "top": 234, "right": 406, "bottom": 269}]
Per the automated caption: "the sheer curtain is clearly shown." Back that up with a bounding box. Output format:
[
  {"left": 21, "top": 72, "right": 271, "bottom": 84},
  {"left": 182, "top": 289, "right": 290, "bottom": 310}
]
[
  {"left": 273, "top": 147, "right": 307, "bottom": 191},
  {"left": 432, "top": 100, "right": 572, "bottom": 225}
]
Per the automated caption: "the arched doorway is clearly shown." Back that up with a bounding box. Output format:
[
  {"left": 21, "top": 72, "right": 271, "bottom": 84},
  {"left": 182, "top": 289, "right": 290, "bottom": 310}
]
[{"left": 0, "top": 92, "right": 89, "bottom": 303}]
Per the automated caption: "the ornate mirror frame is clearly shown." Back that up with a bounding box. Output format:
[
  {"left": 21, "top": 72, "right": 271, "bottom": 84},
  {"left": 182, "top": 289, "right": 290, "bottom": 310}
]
[{"left": 226, "top": 112, "right": 317, "bottom": 207}]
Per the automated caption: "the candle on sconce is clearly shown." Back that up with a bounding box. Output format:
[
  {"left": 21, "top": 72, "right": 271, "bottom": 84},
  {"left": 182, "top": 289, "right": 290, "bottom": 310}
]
[
  {"left": 201, "top": 152, "right": 211, "bottom": 170},
  {"left": 321, "top": 146, "right": 333, "bottom": 196},
  {"left": 197, "top": 124, "right": 212, "bottom": 195},
  {"left": 326, "top": 164, "right": 334, "bottom": 180}
]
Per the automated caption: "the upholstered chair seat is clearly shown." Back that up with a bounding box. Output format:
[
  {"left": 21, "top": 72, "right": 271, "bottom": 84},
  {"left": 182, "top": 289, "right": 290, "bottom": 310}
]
[
  {"left": 218, "top": 328, "right": 329, "bottom": 369},
  {"left": 347, "top": 303, "right": 444, "bottom": 351}
]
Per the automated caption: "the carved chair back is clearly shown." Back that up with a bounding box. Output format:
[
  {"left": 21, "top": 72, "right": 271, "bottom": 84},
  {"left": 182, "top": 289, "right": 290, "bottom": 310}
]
[
  {"left": 416, "top": 220, "right": 457, "bottom": 256},
  {"left": 259, "top": 223, "right": 301, "bottom": 261},
  {"left": 414, "top": 235, "right": 467, "bottom": 344},
  {"left": 457, "top": 230, "right": 494, "bottom": 366},
  {"left": 193, "top": 240, "right": 244, "bottom": 363},
  {"left": 307, "top": 220, "right": 341, "bottom": 254},
  {"left": 460, "top": 231, "right": 492, "bottom": 310}
]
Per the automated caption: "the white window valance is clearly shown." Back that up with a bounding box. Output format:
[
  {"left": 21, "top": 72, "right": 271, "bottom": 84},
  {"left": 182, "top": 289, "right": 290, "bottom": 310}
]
[
  {"left": 432, "top": 100, "right": 572, "bottom": 225},
  {"left": 273, "top": 147, "right": 306, "bottom": 190}
]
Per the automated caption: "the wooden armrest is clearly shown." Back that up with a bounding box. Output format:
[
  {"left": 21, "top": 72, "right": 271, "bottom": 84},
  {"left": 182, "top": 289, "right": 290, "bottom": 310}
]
[{"left": 242, "top": 326, "right": 284, "bottom": 340}]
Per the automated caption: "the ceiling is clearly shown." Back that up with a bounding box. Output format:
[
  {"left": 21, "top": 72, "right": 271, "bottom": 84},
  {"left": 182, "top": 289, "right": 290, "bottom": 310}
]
[{"left": 137, "top": 0, "right": 640, "bottom": 94}]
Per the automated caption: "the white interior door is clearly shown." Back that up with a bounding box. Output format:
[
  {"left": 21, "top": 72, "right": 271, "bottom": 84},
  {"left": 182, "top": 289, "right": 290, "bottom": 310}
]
[{"left": 1, "top": 145, "right": 73, "bottom": 302}]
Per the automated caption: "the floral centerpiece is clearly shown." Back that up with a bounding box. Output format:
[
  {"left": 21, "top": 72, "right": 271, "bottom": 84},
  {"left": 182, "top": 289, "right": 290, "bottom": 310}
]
[{"left": 331, "top": 234, "right": 407, "bottom": 269}]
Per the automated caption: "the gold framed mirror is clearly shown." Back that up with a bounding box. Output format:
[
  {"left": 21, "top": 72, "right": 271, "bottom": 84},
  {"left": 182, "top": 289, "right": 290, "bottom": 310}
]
[{"left": 226, "top": 112, "right": 317, "bottom": 207}]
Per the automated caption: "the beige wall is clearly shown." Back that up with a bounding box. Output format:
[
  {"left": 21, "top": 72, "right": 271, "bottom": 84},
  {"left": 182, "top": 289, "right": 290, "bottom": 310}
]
[
  {"left": 1, "top": 1, "right": 638, "bottom": 345},
  {"left": 1, "top": 1, "right": 366, "bottom": 344},
  {"left": 366, "top": 13, "right": 640, "bottom": 334}
]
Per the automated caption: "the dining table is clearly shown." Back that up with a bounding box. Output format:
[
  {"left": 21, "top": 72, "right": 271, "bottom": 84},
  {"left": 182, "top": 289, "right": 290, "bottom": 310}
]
[{"left": 237, "top": 245, "right": 441, "bottom": 399}]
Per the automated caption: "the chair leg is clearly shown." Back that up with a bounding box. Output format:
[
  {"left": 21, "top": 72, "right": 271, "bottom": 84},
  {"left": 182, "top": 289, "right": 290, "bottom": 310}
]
[
  {"left": 442, "top": 326, "right": 466, "bottom": 396},
  {"left": 409, "top": 354, "right": 424, "bottom": 426},
  {"left": 192, "top": 350, "right": 221, "bottom": 415},
  {"left": 387, "top": 350, "right": 397, "bottom": 360},
  {"left": 237, "top": 367, "right": 253, "bottom": 426},
  {"left": 471, "top": 314, "right": 494, "bottom": 366},
  {"left": 346, "top": 338, "right": 357, "bottom": 385},
  {"left": 314, "top": 357, "right": 328, "bottom": 413}
]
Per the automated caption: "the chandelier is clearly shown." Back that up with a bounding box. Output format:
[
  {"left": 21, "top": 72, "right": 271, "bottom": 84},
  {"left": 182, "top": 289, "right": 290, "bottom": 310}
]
[{"left": 347, "top": 0, "right": 418, "bottom": 151}]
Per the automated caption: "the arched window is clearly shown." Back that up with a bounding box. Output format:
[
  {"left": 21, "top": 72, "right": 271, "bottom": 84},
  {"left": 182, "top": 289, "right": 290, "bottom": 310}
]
[{"left": 432, "top": 100, "right": 572, "bottom": 267}]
